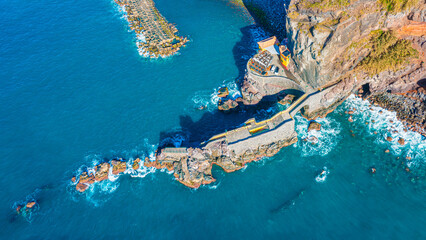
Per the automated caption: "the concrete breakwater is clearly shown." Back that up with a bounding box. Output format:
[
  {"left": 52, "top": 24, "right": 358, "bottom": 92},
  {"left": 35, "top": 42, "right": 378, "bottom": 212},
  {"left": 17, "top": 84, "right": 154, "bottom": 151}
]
[
  {"left": 114, "top": 0, "right": 188, "bottom": 58},
  {"left": 145, "top": 80, "right": 341, "bottom": 188},
  {"left": 71, "top": 79, "right": 341, "bottom": 191}
]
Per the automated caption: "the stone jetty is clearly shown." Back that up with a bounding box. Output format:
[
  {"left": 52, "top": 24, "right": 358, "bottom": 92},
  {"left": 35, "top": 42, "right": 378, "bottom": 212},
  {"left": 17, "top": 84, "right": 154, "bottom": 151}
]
[{"left": 114, "top": 0, "right": 188, "bottom": 58}]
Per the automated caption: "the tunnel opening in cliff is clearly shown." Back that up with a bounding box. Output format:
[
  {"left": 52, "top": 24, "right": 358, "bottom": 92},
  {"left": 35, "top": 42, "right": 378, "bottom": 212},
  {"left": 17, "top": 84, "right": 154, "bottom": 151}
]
[
  {"left": 362, "top": 83, "right": 371, "bottom": 97},
  {"left": 418, "top": 78, "right": 426, "bottom": 90}
]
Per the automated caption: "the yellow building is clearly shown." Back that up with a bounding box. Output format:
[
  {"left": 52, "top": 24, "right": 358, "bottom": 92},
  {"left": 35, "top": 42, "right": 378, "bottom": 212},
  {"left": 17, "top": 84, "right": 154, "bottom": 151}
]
[{"left": 279, "top": 45, "right": 291, "bottom": 70}]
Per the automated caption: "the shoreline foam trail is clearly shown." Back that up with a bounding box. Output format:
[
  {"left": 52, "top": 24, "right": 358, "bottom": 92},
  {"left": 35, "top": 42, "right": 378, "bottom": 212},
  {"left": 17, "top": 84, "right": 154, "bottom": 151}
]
[{"left": 114, "top": 0, "right": 188, "bottom": 58}]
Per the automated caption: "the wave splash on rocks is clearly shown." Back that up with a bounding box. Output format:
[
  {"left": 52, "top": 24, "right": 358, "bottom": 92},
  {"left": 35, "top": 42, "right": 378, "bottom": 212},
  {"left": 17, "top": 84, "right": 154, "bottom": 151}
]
[
  {"left": 294, "top": 114, "right": 342, "bottom": 157},
  {"left": 344, "top": 95, "right": 426, "bottom": 167}
]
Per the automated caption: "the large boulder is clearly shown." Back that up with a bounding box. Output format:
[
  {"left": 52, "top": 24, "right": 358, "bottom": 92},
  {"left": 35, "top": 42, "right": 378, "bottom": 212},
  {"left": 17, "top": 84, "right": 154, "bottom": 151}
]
[
  {"left": 94, "top": 163, "right": 110, "bottom": 182},
  {"left": 76, "top": 183, "right": 89, "bottom": 192},
  {"left": 78, "top": 172, "right": 95, "bottom": 184},
  {"left": 111, "top": 160, "right": 127, "bottom": 175},
  {"left": 308, "top": 121, "right": 321, "bottom": 131},
  {"left": 132, "top": 158, "right": 141, "bottom": 170},
  {"left": 218, "top": 99, "right": 239, "bottom": 111},
  {"left": 279, "top": 94, "right": 295, "bottom": 105}
]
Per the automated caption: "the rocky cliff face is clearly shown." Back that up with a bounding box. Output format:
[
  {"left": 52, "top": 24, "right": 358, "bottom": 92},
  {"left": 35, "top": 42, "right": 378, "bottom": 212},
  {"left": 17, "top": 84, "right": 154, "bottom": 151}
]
[{"left": 242, "top": 0, "right": 425, "bottom": 132}]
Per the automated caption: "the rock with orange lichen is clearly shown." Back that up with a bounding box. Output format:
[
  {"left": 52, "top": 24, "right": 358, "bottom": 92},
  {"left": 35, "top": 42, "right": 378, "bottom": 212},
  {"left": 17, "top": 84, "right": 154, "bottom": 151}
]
[
  {"left": 111, "top": 159, "right": 127, "bottom": 175},
  {"left": 78, "top": 172, "right": 95, "bottom": 184},
  {"left": 132, "top": 158, "right": 141, "bottom": 170},
  {"left": 308, "top": 121, "right": 321, "bottom": 132},
  {"left": 94, "top": 162, "right": 110, "bottom": 181},
  {"left": 76, "top": 183, "right": 89, "bottom": 192},
  {"left": 26, "top": 202, "right": 36, "bottom": 209}
]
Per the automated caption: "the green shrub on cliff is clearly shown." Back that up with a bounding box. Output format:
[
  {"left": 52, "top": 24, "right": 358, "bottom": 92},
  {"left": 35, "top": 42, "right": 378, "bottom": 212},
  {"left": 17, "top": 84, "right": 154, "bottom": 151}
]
[
  {"left": 378, "top": 0, "right": 418, "bottom": 12},
  {"left": 358, "top": 30, "right": 418, "bottom": 75},
  {"left": 303, "top": 0, "right": 351, "bottom": 10}
]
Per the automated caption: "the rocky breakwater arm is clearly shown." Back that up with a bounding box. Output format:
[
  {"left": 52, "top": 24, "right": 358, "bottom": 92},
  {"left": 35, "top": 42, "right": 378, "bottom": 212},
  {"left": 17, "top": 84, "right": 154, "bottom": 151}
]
[
  {"left": 114, "top": 0, "right": 188, "bottom": 58},
  {"left": 73, "top": 158, "right": 136, "bottom": 192}
]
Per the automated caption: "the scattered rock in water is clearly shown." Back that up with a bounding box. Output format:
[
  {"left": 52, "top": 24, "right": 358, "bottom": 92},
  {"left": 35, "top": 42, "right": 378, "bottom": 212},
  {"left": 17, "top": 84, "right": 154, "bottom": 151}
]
[
  {"left": 26, "top": 202, "right": 36, "bottom": 209},
  {"left": 348, "top": 116, "right": 353, "bottom": 122},
  {"left": 348, "top": 110, "right": 354, "bottom": 114},
  {"left": 371, "top": 168, "right": 376, "bottom": 174},
  {"left": 398, "top": 137, "right": 405, "bottom": 145},
  {"left": 76, "top": 183, "right": 89, "bottom": 192},
  {"left": 279, "top": 94, "right": 295, "bottom": 105},
  {"left": 217, "top": 87, "right": 229, "bottom": 98},
  {"left": 308, "top": 121, "right": 321, "bottom": 131},
  {"left": 374, "top": 131, "right": 378, "bottom": 135},
  {"left": 218, "top": 98, "right": 240, "bottom": 111},
  {"left": 406, "top": 156, "right": 412, "bottom": 160},
  {"left": 132, "top": 158, "right": 141, "bottom": 170},
  {"left": 379, "top": 110, "right": 383, "bottom": 114},
  {"left": 385, "top": 149, "right": 390, "bottom": 153},
  {"left": 306, "top": 136, "right": 318, "bottom": 145},
  {"left": 405, "top": 167, "right": 410, "bottom": 172},
  {"left": 386, "top": 136, "right": 393, "bottom": 142},
  {"left": 71, "top": 176, "right": 76, "bottom": 183}
]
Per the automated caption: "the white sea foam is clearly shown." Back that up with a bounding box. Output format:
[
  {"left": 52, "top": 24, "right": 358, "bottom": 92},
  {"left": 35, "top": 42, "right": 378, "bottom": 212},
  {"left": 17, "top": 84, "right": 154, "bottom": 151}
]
[
  {"left": 294, "top": 114, "right": 341, "bottom": 157},
  {"left": 190, "top": 80, "right": 241, "bottom": 112},
  {"left": 344, "top": 94, "right": 426, "bottom": 166}
]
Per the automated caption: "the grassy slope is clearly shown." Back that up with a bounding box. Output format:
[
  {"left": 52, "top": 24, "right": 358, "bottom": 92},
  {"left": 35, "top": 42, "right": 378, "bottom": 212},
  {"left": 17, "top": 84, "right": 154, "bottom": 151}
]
[{"left": 357, "top": 30, "right": 418, "bottom": 75}]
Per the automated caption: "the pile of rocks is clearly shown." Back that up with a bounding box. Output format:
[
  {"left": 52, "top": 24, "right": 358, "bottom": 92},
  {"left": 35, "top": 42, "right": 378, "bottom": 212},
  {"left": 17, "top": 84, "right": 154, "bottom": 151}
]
[
  {"left": 73, "top": 158, "right": 140, "bottom": 192},
  {"left": 369, "top": 90, "right": 426, "bottom": 137}
]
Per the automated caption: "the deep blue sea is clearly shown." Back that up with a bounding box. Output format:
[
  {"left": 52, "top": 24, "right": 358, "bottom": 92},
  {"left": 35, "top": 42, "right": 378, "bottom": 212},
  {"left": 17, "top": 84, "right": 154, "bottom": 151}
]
[{"left": 1, "top": 0, "right": 425, "bottom": 239}]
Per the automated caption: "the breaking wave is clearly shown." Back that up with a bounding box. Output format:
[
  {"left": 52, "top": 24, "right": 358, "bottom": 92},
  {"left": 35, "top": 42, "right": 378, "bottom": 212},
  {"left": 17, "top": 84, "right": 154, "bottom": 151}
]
[
  {"left": 190, "top": 79, "right": 241, "bottom": 112},
  {"left": 69, "top": 139, "right": 161, "bottom": 206},
  {"left": 315, "top": 167, "right": 329, "bottom": 183},
  {"left": 294, "top": 114, "right": 341, "bottom": 157}
]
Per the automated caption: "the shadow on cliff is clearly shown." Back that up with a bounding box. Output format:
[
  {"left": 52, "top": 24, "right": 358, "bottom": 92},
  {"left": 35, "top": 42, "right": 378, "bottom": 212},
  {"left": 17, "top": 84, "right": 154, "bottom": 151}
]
[{"left": 241, "top": 0, "right": 289, "bottom": 40}]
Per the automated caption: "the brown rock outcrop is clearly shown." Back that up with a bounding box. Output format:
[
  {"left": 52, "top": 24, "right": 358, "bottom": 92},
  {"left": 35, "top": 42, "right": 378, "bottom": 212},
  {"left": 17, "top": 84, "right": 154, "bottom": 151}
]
[
  {"left": 94, "top": 163, "right": 110, "bottom": 182},
  {"left": 26, "top": 202, "right": 36, "bottom": 209},
  {"left": 132, "top": 158, "right": 141, "bottom": 170},
  {"left": 111, "top": 160, "right": 127, "bottom": 175},
  {"left": 308, "top": 121, "right": 321, "bottom": 131}
]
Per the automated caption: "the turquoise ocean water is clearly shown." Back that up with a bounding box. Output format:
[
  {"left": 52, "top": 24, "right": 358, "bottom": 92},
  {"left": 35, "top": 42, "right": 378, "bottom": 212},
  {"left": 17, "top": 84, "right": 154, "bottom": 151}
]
[{"left": 1, "top": 0, "right": 425, "bottom": 238}]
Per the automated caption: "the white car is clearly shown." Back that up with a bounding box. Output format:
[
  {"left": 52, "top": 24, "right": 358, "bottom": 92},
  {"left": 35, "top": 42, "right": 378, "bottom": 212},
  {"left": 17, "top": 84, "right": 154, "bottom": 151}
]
[{"left": 270, "top": 65, "right": 276, "bottom": 72}]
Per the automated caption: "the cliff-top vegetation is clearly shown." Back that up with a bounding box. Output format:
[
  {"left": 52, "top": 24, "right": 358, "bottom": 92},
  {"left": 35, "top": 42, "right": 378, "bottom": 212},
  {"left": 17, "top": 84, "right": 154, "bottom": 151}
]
[
  {"left": 358, "top": 30, "right": 418, "bottom": 76},
  {"left": 297, "top": 0, "right": 418, "bottom": 12},
  {"left": 378, "top": 0, "right": 419, "bottom": 12}
]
